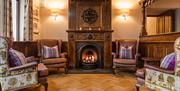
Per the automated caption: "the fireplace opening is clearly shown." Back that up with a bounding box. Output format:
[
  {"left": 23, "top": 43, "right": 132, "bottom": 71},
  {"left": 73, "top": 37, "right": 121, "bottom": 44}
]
[
  {"left": 81, "top": 48, "right": 98, "bottom": 69},
  {"left": 81, "top": 46, "right": 98, "bottom": 69},
  {"left": 76, "top": 43, "right": 104, "bottom": 69}
]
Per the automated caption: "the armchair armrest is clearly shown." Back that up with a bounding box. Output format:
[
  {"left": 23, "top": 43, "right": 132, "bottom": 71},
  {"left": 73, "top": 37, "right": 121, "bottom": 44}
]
[
  {"left": 135, "top": 53, "right": 141, "bottom": 61},
  {"left": 142, "top": 57, "right": 161, "bottom": 62},
  {"left": 112, "top": 52, "right": 118, "bottom": 59},
  {"left": 144, "top": 64, "right": 174, "bottom": 75},
  {"left": 142, "top": 57, "right": 161, "bottom": 67},
  {"left": 26, "top": 56, "right": 35, "bottom": 63},
  {"left": 9, "top": 62, "right": 37, "bottom": 71},
  {"left": 60, "top": 52, "right": 67, "bottom": 58},
  {"left": 26, "top": 56, "right": 40, "bottom": 63}
]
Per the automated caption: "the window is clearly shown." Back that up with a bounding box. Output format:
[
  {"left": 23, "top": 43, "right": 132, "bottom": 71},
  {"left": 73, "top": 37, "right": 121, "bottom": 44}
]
[
  {"left": 12, "top": 0, "right": 19, "bottom": 41},
  {"left": 12, "top": 0, "right": 27, "bottom": 41}
]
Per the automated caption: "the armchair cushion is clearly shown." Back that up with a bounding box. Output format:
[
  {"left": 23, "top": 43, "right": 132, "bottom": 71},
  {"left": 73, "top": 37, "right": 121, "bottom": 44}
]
[
  {"left": 42, "top": 58, "right": 66, "bottom": 64},
  {"left": 119, "top": 46, "right": 133, "bottom": 59},
  {"left": 113, "top": 58, "right": 136, "bottom": 65},
  {"left": 8, "top": 48, "right": 27, "bottom": 67},
  {"left": 160, "top": 52, "right": 176, "bottom": 70},
  {"left": 43, "top": 45, "right": 59, "bottom": 58}
]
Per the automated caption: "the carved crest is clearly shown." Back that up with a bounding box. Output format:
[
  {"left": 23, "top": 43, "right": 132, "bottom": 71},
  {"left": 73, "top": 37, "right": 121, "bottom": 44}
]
[{"left": 81, "top": 8, "right": 98, "bottom": 24}]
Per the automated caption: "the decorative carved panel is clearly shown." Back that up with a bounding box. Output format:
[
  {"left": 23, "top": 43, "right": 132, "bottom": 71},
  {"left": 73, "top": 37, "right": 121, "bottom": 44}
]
[
  {"left": 76, "top": 33, "right": 104, "bottom": 40},
  {"left": 81, "top": 8, "right": 98, "bottom": 24}
]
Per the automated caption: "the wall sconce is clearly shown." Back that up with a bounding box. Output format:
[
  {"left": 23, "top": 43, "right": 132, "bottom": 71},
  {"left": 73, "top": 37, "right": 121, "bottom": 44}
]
[
  {"left": 50, "top": 8, "right": 60, "bottom": 20},
  {"left": 120, "top": 8, "right": 130, "bottom": 20},
  {"left": 48, "top": 2, "right": 64, "bottom": 21}
]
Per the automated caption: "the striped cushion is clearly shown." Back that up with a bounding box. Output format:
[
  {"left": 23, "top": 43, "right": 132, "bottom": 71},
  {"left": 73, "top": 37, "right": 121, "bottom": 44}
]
[
  {"left": 160, "top": 53, "right": 176, "bottom": 70},
  {"left": 43, "top": 45, "right": 59, "bottom": 58},
  {"left": 9, "top": 48, "right": 27, "bottom": 67},
  {"left": 119, "top": 46, "right": 133, "bottom": 59}
]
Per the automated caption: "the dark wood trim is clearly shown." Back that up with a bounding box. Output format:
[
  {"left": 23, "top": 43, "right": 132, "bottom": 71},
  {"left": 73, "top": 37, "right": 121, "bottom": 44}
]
[
  {"left": 147, "top": 15, "right": 158, "bottom": 17},
  {"left": 139, "top": 0, "right": 147, "bottom": 36},
  {"left": 140, "top": 32, "right": 180, "bottom": 42}
]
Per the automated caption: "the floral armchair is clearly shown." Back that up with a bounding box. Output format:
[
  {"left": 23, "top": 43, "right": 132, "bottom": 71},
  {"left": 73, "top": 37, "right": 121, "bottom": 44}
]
[
  {"left": 145, "top": 37, "right": 180, "bottom": 91},
  {"left": 0, "top": 37, "right": 38, "bottom": 91}
]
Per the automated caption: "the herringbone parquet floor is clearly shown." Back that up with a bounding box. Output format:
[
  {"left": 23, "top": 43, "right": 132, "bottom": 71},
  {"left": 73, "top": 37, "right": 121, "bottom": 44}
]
[{"left": 21, "top": 73, "right": 152, "bottom": 91}]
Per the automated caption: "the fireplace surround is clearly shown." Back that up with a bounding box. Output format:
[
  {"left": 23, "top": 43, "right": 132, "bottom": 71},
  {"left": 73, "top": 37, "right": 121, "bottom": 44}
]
[{"left": 67, "top": 30, "right": 113, "bottom": 69}]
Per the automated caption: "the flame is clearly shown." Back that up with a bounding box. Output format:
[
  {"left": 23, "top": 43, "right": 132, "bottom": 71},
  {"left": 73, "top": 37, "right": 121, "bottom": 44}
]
[{"left": 83, "top": 55, "right": 96, "bottom": 63}]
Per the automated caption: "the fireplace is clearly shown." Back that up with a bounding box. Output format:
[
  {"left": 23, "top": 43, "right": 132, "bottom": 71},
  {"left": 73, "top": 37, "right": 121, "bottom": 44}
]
[
  {"left": 67, "top": 0, "right": 113, "bottom": 69},
  {"left": 76, "top": 43, "right": 104, "bottom": 69}
]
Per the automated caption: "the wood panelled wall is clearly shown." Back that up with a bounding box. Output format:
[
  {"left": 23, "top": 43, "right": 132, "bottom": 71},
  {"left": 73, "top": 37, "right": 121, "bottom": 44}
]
[
  {"left": 13, "top": 41, "right": 68, "bottom": 58},
  {"left": 139, "top": 32, "right": 180, "bottom": 59},
  {"left": 13, "top": 41, "right": 115, "bottom": 57},
  {"left": 12, "top": 32, "right": 180, "bottom": 63},
  {"left": 13, "top": 42, "right": 39, "bottom": 57}
]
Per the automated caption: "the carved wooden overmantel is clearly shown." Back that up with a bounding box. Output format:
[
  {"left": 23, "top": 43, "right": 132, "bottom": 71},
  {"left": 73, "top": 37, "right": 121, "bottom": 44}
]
[
  {"left": 68, "top": 0, "right": 111, "bottom": 30},
  {"left": 67, "top": 0, "right": 113, "bottom": 69}
]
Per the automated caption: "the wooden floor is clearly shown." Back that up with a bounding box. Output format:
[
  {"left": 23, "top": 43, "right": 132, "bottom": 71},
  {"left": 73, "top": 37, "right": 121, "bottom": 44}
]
[{"left": 21, "top": 72, "right": 152, "bottom": 91}]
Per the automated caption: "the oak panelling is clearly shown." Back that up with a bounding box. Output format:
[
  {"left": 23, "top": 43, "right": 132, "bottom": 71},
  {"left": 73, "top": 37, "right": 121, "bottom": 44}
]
[
  {"left": 139, "top": 32, "right": 180, "bottom": 59},
  {"left": 139, "top": 42, "right": 174, "bottom": 59},
  {"left": 62, "top": 41, "right": 68, "bottom": 53},
  {"left": 13, "top": 41, "right": 68, "bottom": 58},
  {"left": 13, "top": 41, "right": 38, "bottom": 57},
  {"left": 112, "top": 41, "right": 116, "bottom": 53}
]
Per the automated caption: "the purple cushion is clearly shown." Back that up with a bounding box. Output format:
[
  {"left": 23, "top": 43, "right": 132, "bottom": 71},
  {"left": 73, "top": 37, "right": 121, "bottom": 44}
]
[
  {"left": 9, "top": 48, "right": 27, "bottom": 67},
  {"left": 160, "top": 53, "right": 176, "bottom": 70},
  {"left": 119, "top": 46, "right": 133, "bottom": 59},
  {"left": 43, "top": 45, "right": 59, "bottom": 58}
]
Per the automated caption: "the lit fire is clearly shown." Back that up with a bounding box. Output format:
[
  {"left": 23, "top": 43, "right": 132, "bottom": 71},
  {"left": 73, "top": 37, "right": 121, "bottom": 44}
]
[{"left": 83, "top": 55, "right": 95, "bottom": 63}]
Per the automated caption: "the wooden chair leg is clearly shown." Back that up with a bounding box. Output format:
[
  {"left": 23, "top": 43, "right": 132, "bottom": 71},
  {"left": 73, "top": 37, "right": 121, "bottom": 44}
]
[
  {"left": 136, "top": 85, "right": 140, "bottom": 91},
  {"left": 42, "top": 82, "right": 48, "bottom": 91},
  {"left": 65, "top": 67, "right": 68, "bottom": 74},
  {"left": 112, "top": 68, "right": 115, "bottom": 74},
  {"left": 45, "top": 82, "right": 48, "bottom": 91}
]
